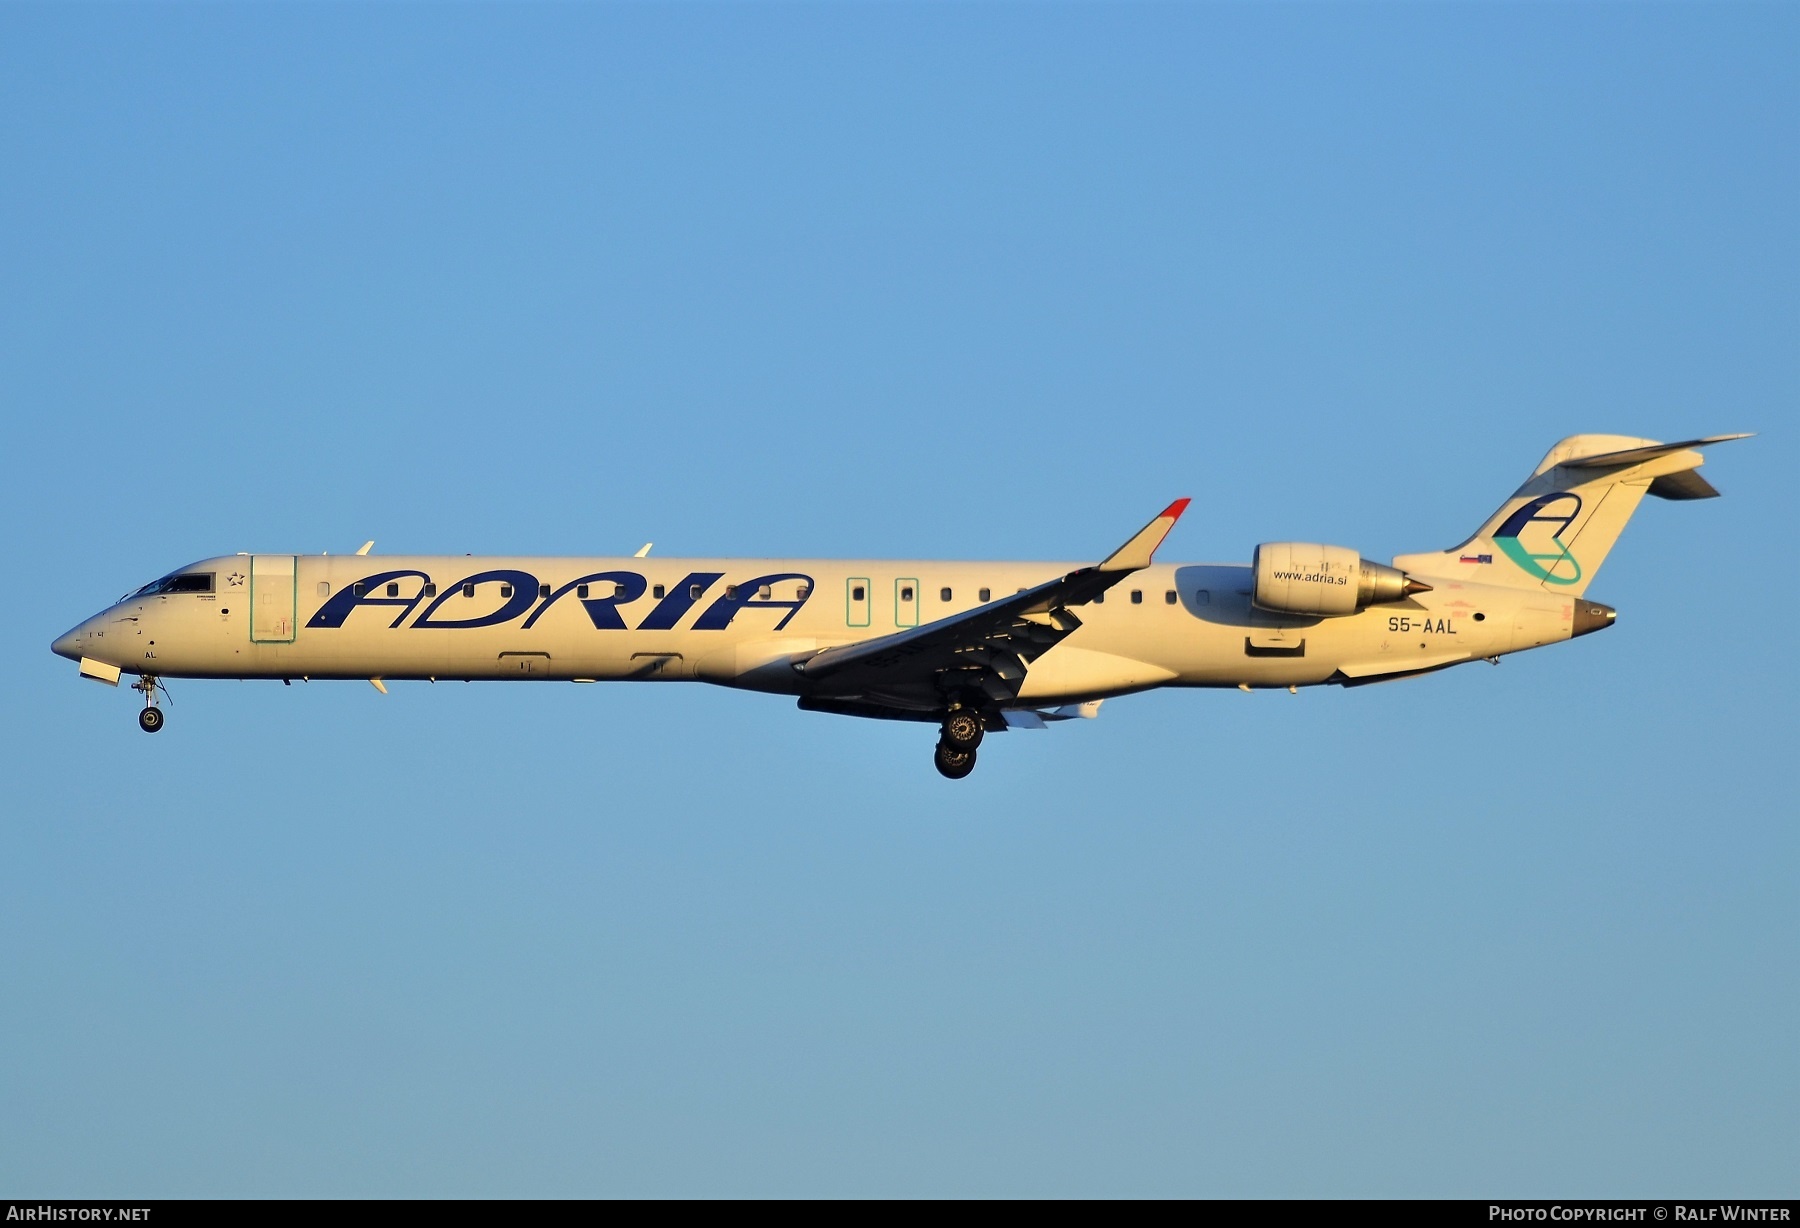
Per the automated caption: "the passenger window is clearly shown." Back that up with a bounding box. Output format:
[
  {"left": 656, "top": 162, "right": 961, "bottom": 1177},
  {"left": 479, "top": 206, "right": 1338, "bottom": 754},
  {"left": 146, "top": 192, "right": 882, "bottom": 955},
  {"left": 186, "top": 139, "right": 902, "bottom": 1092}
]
[
  {"left": 689, "top": 583, "right": 702, "bottom": 600},
  {"left": 758, "top": 585, "right": 771, "bottom": 600},
  {"left": 797, "top": 585, "right": 810, "bottom": 599},
  {"left": 500, "top": 584, "right": 513, "bottom": 598},
  {"left": 386, "top": 582, "right": 399, "bottom": 598},
  {"left": 979, "top": 587, "right": 990, "bottom": 602},
  {"left": 852, "top": 585, "right": 866, "bottom": 601},
  {"left": 317, "top": 582, "right": 330, "bottom": 597},
  {"left": 940, "top": 587, "right": 952, "bottom": 602},
  {"left": 1094, "top": 592, "right": 1104, "bottom": 604},
  {"left": 900, "top": 586, "right": 914, "bottom": 602},
  {"left": 1130, "top": 590, "right": 1143, "bottom": 604},
  {"left": 353, "top": 582, "right": 366, "bottom": 597},
  {"left": 726, "top": 585, "right": 738, "bottom": 599},
  {"left": 653, "top": 584, "right": 666, "bottom": 599},
  {"left": 423, "top": 583, "right": 436, "bottom": 598},
  {"left": 463, "top": 583, "right": 475, "bottom": 598},
  {"left": 1196, "top": 589, "right": 1210, "bottom": 604},
  {"left": 539, "top": 584, "right": 550, "bottom": 598},
  {"left": 1165, "top": 590, "right": 1177, "bottom": 604},
  {"left": 577, "top": 584, "right": 589, "bottom": 599}
]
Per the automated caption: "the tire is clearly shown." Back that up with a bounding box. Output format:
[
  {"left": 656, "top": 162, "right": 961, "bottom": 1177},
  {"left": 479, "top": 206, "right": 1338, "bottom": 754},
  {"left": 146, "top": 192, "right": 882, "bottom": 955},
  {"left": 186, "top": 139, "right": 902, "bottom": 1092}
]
[
  {"left": 942, "top": 708, "right": 984, "bottom": 752},
  {"left": 933, "top": 740, "right": 976, "bottom": 780},
  {"left": 138, "top": 706, "right": 164, "bottom": 734}
]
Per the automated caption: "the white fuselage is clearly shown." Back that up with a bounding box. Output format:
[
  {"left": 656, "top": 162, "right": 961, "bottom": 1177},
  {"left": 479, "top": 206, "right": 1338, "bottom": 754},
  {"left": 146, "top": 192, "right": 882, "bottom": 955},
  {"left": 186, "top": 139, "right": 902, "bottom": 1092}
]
[{"left": 55, "top": 553, "right": 1582, "bottom": 704}]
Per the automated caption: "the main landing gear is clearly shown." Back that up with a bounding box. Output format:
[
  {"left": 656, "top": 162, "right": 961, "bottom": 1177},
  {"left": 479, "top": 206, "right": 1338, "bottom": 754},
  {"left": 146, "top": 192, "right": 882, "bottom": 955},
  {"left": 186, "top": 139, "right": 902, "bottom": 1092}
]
[
  {"left": 933, "top": 707, "right": 986, "bottom": 779},
  {"left": 132, "top": 675, "right": 165, "bottom": 734}
]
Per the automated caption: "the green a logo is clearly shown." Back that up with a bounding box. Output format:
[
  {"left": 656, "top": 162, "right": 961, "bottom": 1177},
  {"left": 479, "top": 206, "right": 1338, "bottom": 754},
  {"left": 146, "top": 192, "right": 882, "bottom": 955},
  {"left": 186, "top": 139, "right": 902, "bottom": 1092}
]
[{"left": 1493, "top": 493, "right": 1583, "bottom": 586}]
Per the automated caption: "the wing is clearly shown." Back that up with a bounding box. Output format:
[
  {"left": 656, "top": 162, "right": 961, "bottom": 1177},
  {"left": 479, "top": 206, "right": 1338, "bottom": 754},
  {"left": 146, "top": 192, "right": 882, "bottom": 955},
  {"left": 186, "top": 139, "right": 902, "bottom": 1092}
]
[{"left": 796, "top": 499, "right": 1189, "bottom": 713}]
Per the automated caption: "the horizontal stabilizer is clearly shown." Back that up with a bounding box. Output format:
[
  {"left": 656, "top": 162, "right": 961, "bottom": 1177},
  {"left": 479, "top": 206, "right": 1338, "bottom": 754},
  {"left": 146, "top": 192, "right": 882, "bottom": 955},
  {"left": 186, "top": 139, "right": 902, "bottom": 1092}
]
[
  {"left": 1561, "top": 433, "right": 1751, "bottom": 469},
  {"left": 1648, "top": 469, "right": 1720, "bottom": 500}
]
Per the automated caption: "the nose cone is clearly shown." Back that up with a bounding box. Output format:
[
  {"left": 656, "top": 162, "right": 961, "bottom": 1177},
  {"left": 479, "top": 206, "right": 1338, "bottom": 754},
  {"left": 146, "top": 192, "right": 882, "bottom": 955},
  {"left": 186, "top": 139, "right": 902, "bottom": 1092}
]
[
  {"left": 52, "top": 625, "right": 85, "bottom": 660},
  {"left": 53, "top": 611, "right": 106, "bottom": 661}
]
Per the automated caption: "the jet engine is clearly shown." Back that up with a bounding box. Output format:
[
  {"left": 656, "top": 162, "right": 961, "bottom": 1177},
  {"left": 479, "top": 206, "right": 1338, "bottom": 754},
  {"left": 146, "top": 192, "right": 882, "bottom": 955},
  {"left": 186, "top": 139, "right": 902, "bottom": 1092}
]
[{"left": 1251, "top": 542, "right": 1430, "bottom": 617}]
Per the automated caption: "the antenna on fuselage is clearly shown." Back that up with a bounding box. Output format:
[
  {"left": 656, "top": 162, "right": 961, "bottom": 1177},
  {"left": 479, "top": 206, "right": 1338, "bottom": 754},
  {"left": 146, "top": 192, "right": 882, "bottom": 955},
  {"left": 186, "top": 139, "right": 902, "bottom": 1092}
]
[{"left": 634, "top": 543, "right": 652, "bottom": 557}]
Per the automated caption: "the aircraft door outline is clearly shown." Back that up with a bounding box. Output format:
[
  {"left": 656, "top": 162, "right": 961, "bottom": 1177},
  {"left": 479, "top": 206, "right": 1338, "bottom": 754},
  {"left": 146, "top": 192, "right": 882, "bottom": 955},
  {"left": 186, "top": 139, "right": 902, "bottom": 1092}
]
[
  {"left": 250, "top": 556, "right": 297, "bottom": 643},
  {"left": 895, "top": 577, "right": 920, "bottom": 628}
]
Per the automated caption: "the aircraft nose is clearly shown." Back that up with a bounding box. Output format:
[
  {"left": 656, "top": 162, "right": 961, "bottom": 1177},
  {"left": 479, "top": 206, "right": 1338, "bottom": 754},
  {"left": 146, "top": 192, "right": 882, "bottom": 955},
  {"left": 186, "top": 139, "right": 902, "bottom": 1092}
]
[{"left": 52, "top": 627, "right": 84, "bottom": 660}]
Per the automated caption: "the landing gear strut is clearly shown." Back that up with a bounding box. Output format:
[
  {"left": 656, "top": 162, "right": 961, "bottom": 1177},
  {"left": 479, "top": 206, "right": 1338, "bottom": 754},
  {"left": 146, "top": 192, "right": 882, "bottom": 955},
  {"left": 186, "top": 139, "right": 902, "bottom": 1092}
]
[{"left": 132, "top": 675, "right": 165, "bottom": 734}]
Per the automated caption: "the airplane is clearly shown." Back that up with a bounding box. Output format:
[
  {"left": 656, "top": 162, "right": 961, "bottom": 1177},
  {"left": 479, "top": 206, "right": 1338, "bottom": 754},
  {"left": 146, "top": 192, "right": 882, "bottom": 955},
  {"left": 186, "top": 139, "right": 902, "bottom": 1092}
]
[{"left": 52, "top": 433, "right": 1747, "bottom": 777}]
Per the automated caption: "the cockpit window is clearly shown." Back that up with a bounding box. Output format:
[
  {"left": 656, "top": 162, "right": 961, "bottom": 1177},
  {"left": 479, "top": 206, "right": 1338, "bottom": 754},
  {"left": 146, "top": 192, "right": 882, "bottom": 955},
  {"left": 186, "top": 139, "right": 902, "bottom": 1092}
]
[{"left": 129, "top": 572, "right": 215, "bottom": 597}]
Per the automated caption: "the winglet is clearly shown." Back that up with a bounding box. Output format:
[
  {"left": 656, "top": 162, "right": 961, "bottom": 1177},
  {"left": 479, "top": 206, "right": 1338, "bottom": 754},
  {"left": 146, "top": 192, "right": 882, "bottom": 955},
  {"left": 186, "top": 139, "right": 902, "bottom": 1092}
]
[
  {"left": 1098, "top": 498, "right": 1190, "bottom": 572},
  {"left": 634, "top": 543, "right": 653, "bottom": 558},
  {"left": 355, "top": 541, "right": 375, "bottom": 556}
]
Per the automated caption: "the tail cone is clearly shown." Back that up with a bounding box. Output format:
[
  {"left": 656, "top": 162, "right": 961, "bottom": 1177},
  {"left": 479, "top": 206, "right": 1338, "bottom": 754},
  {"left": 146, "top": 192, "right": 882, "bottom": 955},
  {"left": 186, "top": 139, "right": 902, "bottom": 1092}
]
[{"left": 1572, "top": 601, "right": 1616, "bottom": 638}]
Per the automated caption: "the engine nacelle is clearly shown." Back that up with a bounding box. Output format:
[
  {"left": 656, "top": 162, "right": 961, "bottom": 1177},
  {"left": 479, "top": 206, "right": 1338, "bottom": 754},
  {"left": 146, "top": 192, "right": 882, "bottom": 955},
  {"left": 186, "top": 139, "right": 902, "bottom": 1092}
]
[{"left": 1251, "top": 542, "right": 1427, "bottom": 617}]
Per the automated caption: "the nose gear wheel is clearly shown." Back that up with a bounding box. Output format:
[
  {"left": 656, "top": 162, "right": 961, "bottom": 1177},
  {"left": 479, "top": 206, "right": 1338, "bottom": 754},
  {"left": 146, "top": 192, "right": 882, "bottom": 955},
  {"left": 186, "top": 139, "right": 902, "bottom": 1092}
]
[{"left": 131, "top": 675, "right": 168, "bottom": 733}]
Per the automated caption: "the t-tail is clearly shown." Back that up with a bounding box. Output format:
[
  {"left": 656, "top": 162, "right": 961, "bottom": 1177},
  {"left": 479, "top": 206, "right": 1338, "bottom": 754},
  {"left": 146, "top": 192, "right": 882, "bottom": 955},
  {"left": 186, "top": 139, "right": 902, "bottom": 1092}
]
[{"left": 1394, "top": 433, "right": 1751, "bottom": 596}]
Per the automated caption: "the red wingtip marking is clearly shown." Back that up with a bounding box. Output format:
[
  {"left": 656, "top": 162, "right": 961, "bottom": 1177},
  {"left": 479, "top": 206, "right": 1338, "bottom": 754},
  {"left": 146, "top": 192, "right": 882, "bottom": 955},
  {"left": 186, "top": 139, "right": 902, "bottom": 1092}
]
[{"left": 1161, "top": 498, "right": 1191, "bottom": 520}]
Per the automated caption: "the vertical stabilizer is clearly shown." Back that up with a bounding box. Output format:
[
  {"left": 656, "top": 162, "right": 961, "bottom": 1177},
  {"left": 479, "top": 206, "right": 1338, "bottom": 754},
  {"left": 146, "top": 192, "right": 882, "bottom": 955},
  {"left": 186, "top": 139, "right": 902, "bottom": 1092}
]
[{"left": 1394, "top": 433, "right": 1747, "bottom": 597}]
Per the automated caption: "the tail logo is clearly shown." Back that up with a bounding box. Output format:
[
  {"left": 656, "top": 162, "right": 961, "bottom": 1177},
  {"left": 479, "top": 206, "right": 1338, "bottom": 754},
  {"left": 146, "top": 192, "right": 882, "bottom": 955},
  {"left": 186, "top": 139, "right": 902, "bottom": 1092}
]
[{"left": 1493, "top": 492, "right": 1583, "bottom": 586}]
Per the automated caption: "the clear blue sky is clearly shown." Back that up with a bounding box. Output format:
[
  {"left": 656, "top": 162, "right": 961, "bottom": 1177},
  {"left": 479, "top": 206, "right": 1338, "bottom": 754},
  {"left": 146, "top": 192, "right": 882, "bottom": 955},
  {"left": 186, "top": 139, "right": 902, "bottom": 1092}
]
[{"left": 2, "top": 2, "right": 1794, "bottom": 1197}]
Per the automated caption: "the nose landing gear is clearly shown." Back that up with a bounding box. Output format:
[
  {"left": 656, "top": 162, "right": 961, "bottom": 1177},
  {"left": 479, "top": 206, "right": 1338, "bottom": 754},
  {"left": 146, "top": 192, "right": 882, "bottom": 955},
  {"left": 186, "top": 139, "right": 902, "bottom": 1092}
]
[{"left": 131, "top": 675, "right": 166, "bottom": 733}]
